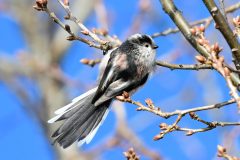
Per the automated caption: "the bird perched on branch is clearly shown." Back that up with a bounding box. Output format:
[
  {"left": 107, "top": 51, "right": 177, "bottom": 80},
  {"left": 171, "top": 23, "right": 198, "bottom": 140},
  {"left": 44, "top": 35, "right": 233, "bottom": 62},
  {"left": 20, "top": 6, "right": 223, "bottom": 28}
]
[{"left": 48, "top": 34, "right": 158, "bottom": 148}]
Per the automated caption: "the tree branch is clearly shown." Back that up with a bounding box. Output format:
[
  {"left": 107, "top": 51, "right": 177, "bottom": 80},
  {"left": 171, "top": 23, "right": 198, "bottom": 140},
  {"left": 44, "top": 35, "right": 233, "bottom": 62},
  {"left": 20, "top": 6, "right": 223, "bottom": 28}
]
[{"left": 156, "top": 60, "right": 213, "bottom": 70}]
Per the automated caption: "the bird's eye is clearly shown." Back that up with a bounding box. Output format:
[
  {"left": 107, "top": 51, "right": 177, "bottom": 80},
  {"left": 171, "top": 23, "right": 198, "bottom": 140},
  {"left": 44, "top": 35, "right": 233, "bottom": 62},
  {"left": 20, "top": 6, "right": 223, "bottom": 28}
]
[{"left": 145, "top": 44, "right": 149, "bottom": 48}]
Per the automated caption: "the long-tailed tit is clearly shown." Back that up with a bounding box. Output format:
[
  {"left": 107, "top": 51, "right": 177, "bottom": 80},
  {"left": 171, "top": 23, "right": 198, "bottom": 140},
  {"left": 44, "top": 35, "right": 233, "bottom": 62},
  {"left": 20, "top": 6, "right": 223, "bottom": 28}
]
[{"left": 48, "top": 34, "right": 158, "bottom": 148}]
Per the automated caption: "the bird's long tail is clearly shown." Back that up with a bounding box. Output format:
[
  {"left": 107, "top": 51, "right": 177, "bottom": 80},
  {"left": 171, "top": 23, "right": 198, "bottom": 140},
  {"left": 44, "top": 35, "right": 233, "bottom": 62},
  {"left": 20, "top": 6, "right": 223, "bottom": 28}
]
[{"left": 48, "top": 87, "right": 111, "bottom": 148}]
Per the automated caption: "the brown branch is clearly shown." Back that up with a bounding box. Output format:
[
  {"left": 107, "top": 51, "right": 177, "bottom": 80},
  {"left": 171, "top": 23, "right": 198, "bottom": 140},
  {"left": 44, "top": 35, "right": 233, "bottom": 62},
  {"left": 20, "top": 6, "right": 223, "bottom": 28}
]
[
  {"left": 156, "top": 61, "right": 213, "bottom": 70},
  {"left": 202, "top": 0, "right": 240, "bottom": 69},
  {"left": 175, "top": 121, "right": 240, "bottom": 135},
  {"left": 152, "top": 2, "right": 240, "bottom": 38}
]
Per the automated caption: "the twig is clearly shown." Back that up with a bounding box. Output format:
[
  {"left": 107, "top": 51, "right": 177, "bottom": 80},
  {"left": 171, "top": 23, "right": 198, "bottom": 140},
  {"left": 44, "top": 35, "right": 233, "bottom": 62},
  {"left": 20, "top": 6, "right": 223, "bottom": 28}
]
[
  {"left": 33, "top": 0, "right": 117, "bottom": 50},
  {"left": 156, "top": 61, "right": 213, "bottom": 70},
  {"left": 44, "top": 8, "right": 102, "bottom": 49},
  {"left": 56, "top": 0, "right": 114, "bottom": 51},
  {"left": 116, "top": 93, "right": 237, "bottom": 140},
  {"left": 176, "top": 121, "right": 240, "bottom": 135}
]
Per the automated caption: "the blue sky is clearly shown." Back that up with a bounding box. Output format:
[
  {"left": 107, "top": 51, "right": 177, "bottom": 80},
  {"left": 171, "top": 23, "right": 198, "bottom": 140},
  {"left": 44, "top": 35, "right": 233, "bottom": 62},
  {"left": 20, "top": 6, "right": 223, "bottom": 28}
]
[{"left": 0, "top": 0, "right": 239, "bottom": 159}]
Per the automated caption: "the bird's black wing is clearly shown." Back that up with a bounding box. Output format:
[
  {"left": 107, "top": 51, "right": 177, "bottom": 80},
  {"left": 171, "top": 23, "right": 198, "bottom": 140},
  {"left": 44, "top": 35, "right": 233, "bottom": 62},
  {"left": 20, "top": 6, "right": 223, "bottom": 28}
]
[
  {"left": 91, "top": 49, "right": 120, "bottom": 103},
  {"left": 94, "top": 73, "right": 149, "bottom": 106}
]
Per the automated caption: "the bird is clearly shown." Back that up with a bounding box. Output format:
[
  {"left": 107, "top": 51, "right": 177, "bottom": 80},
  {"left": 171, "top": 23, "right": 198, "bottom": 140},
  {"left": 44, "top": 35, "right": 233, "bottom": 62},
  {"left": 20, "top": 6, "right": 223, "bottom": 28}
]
[{"left": 48, "top": 33, "right": 158, "bottom": 148}]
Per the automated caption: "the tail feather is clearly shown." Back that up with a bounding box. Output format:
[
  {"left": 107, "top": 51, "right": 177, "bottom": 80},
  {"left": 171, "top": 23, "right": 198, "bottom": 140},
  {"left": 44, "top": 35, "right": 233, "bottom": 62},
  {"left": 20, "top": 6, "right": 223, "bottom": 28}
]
[
  {"left": 60, "top": 105, "right": 109, "bottom": 148},
  {"left": 49, "top": 89, "right": 111, "bottom": 148},
  {"left": 57, "top": 109, "right": 99, "bottom": 148},
  {"left": 54, "top": 87, "right": 97, "bottom": 115},
  {"left": 79, "top": 107, "right": 110, "bottom": 146}
]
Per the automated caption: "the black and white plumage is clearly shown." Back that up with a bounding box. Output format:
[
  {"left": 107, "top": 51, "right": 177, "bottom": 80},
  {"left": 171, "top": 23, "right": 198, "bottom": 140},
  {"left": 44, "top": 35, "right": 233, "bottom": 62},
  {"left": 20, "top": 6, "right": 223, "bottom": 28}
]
[{"left": 48, "top": 34, "right": 158, "bottom": 148}]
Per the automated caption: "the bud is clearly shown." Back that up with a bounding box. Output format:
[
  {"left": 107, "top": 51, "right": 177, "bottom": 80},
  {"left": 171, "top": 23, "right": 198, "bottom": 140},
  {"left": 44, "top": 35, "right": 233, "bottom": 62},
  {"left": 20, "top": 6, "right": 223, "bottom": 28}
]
[
  {"left": 66, "top": 35, "right": 75, "bottom": 41},
  {"left": 64, "top": 0, "right": 69, "bottom": 6},
  {"left": 122, "top": 91, "right": 130, "bottom": 99},
  {"left": 217, "top": 145, "right": 226, "bottom": 157},
  {"left": 64, "top": 14, "right": 70, "bottom": 20},
  {"left": 129, "top": 148, "right": 134, "bottom": 154},
  {"left": 33, "top": 0, "right": 48, "bottom": 11},
  {"left": 199, "top": 24, "right": 205, "bottom": 32},
  {"left": 123, "top": 152, "right": 129, "bottom": 158},
  {"left": 195, "top": 55, "right": 206, "bottom": 64},
  {"left": 153, "top": 134, "right": 163, "bottom": 140},
  {"left": 65, "top": 24, "right": 71, "bottom": 33},
  {"left": 232, "top": 48, "right": 239, "bottom": 52},
  {"left": 215, "top": 23, "right": 220, "bottom": 29},
  {"left": 145, "top": 98, "right": 153, "bottom": 107},
  {"left": 80, "top": 58, "right": 89, "bottom": 65},
  {"left": 190, "top": 28, "right": 197, "bottom": 35},
  {"left": 33, "top": 5, "right": 43, "bottom": 11},
  {"left": 233, "top": 16, "right": 240, "bottom": 27},
  {"left": 185, "top": 130, "right": 194, "bottom": 136},
  {"left": 159, "top": 123, "right": 168, "bottom": 130},
  {"left": 92, "top": 28, "right": 97, "bottom": 34},
  {"left": 224, "top": 67, "right": 230, "bottom": 77},
  {"left": 197, "top": 38, "right": 205, "bottom": 46},
  {"left": 212, "top": 42, "right": 222, "bottom": 54},
  {"left": 189, "top": 112, "right": 196, "bottom": 119},
  {"left": 116, "top": 95, "right": 125, "bottom": 101},
  {"left": 101, "top": 29, "right": 108, "bottom": 36},
  {"left": 81, "top": 30, "right": 89, "bottom": 35}
]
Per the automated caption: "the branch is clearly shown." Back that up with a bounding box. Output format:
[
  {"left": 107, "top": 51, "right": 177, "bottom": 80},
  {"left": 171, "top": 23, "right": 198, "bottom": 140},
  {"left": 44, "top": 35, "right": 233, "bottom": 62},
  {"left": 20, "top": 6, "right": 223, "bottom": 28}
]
[
  {"left": 156, "top": 60, "right": 213, "bottom": 70},
  {"left": 202, "top": 0, "right": 240, "bottom": 69},
  {"left": 116, "top": 92, "right": 237, "bottom": 140}
]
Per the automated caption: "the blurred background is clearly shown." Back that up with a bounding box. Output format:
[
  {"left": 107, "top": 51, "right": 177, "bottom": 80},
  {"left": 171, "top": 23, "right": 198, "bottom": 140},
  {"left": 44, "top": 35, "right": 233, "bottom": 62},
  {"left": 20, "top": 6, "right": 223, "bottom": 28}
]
[{"left": 0, "top": 0, "right": 239, "bottom": 159}]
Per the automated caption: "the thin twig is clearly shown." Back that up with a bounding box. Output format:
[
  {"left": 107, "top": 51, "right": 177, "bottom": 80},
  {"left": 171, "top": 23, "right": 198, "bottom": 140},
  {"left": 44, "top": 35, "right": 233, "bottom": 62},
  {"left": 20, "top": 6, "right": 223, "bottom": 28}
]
[
  {"left": 56, "top": 0, "right": 114, "bottom": 51},
  {"left": 44, "top": 7, "right": 102, "bottom": 49},
  {"left": 116, "top": 94, "right": 237, "bottom": 139},
  {"left": 156, "top": 61, "right": 213, "bottom": 70}
]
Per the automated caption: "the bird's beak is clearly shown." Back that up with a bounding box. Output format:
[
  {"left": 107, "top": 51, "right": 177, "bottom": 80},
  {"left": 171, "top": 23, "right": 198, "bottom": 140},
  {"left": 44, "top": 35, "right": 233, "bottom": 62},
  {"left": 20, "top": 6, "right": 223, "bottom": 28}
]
[{"left": 153, "top": 45, "right": 158, "bottom": 49}]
